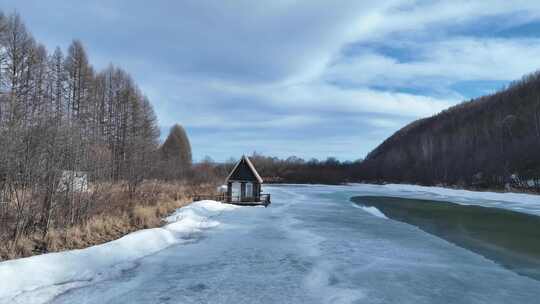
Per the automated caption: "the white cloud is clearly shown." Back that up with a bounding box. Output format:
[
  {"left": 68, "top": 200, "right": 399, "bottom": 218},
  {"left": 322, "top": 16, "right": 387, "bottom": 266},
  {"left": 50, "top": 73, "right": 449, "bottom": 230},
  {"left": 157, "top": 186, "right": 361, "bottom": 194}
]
[
  {"left": 366, "top": 0, "right": 540, "bottom": 41},
  {"left": 180, "top": 113, "right": 322, "bottom": 129},
  {"left": 8, "top": 0, "right": 540, "bottom": 160},
  {"left": 365, "top": 118, "right": 402, "bottom": 129},
  {"left": 209, "top": 79, "right": 456, "bottom": 117},
  {"left": 326, "top": 37, "right": 540, "bottom": 89}
]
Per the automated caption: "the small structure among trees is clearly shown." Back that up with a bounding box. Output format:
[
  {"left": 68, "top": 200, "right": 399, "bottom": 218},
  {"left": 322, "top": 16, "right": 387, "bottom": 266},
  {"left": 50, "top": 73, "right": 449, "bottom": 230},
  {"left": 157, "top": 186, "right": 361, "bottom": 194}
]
[
  {"left": 58, "top": 171, "right": 89, "bottom": 192},
  {"left": 225, "top": 156, "right": 269, "bottom": 206}
]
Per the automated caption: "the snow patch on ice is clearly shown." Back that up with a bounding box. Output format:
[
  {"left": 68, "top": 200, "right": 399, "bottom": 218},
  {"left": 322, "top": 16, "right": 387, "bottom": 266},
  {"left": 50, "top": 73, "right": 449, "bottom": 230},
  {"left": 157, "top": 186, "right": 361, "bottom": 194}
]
[
  {"left": 350, "top": 201, "right": 388, "bottom": 219},
  {"left": 348, "top": 183, "right": 540, "bottom": 216},
  {"left": 359, "top": 206, "right": 388, "bottom": 219},
  {"left": 304, "top": 262, "right": 365, "bottom": 304},
  {"left": 0, "top": 200, "right": 239, "bottom": 304}
]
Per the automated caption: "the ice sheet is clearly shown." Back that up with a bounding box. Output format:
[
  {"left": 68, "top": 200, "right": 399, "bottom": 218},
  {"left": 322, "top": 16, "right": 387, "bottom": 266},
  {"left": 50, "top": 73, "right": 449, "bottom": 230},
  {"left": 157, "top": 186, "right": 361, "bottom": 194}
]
[{"left": 1, "top": 185, "right": 540, "bottom": 304}]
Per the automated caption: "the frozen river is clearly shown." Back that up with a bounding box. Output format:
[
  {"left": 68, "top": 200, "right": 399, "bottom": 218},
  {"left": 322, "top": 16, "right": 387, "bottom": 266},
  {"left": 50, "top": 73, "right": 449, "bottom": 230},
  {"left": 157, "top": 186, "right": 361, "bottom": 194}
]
[{"left": 3, "top": 184, "right": 540, "bottom": 304}]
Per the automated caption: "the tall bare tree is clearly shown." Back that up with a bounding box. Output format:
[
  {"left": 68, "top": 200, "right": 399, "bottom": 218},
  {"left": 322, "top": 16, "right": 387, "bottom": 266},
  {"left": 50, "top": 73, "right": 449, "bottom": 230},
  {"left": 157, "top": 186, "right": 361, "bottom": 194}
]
[{"left": 0, "top": 11, "right": 171, "bottom": 250}]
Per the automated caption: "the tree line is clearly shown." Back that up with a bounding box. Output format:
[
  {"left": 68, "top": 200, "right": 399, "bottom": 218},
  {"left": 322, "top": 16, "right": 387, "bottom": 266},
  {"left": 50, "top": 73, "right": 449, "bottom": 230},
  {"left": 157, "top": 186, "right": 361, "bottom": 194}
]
[
  {"left": 357, "top": 71, "right": 540, "bottom": 191},
  {"left": 205, "top": 153, "right": 363, "bottom": 185},
  {"left": 0, "top": 12, "right": 193, "bottom": 254}
]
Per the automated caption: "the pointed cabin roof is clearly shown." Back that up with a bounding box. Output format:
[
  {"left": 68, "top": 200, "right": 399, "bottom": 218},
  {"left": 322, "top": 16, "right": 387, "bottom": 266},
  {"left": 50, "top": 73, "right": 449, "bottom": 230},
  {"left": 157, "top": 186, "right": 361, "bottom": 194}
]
[{"left": 225, "top": 156, "right": 263, "bottom": 183}]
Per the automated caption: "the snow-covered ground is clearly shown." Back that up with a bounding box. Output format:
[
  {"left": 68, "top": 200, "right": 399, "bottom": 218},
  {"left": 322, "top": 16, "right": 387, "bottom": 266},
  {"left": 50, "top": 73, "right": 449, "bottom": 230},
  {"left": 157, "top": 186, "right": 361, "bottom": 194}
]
[
  {"left": 1, "top": 184, "right": 540, "bottom": 304},
  {"left": 0, "top": 201, "right": 238, "bottom": 304}
]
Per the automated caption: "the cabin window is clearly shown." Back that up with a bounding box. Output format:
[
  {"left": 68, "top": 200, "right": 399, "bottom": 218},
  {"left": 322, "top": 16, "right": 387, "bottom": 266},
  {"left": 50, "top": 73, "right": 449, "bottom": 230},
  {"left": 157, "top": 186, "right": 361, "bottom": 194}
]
[
  {"left": 231, "top": 182, "right": 241, "bottom": 201},
  {"left": 245, "top": 183, "right": 253, "bottom": 199}
]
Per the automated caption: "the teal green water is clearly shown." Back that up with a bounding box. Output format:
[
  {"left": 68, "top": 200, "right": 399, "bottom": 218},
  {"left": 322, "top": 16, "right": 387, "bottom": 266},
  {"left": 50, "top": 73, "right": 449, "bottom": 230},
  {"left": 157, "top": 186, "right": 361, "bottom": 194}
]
[{"left": 352, "top": 196, "right": 540, "bottom": 281}]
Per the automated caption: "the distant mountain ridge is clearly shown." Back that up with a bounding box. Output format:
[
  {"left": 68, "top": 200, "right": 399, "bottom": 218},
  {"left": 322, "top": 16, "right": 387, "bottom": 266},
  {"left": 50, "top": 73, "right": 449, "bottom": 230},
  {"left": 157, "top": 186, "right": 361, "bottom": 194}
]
[{"left": 358, "top": 72, "right": 540, "bottom": 190}]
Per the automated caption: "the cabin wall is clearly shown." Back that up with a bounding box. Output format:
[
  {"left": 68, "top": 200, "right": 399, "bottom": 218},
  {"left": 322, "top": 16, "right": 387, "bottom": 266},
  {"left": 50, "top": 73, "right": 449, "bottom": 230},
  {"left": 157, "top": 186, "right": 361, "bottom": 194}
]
[{"left": 226, "top": 180, "right": 261, "bottom": 202}]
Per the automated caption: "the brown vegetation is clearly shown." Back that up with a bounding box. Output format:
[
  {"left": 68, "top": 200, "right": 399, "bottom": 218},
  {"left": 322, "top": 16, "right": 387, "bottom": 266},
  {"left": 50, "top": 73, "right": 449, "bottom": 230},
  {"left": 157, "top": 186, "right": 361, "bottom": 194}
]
[
  {"left": 0, "top": 12, "right": 222, "bottom": 261},
  {"left": 0, "top": 181, "right": 217, "bottom": 260}
]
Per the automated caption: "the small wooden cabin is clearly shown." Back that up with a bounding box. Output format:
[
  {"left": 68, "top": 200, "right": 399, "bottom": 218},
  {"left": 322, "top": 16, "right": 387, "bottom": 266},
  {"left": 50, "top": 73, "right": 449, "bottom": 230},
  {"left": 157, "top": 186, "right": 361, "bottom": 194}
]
[
  {"left": 225, "top": 156, "right": 265, "bottom": 204},
  {"left": 192, "top": 156, "right": 270, "bottom": 206}
]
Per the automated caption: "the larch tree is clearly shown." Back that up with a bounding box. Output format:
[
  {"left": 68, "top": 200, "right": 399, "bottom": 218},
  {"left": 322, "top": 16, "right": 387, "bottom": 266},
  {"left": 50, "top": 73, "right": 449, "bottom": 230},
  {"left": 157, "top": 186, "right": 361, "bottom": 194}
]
[
  {"left": 160, "top": 124, "right": 192, "bottom": 179},
  {"left": 0, "top": 11, "right": 167, "bottom": 248}
]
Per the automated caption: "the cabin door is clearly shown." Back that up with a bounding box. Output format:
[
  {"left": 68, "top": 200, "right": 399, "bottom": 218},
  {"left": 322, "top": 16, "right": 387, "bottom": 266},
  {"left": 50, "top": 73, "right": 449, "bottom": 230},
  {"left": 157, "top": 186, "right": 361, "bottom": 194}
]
[{"left": 245, "top": 183, "right": 253, "bottom": 200}]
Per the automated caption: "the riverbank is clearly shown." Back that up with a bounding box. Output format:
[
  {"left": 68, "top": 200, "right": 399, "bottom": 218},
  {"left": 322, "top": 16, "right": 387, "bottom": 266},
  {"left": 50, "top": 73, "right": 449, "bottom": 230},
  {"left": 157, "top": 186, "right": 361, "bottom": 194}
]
[
  {"left": 0, "top": 200, "right": 237, "bottom": 303},
  {"left": 0, "top": 182, "right": 217, "bottom": 261},
  {"left": 351, "top": 181, "right": 540, "bottom": 195},
  {"left": 267, "top": 181, "right": 540, "bottom": 196},
  {"left": 351, "top": 196, "right": 540, "bottom": 280},
  {"left": 344, "top": 183, "right": 540, "bottom": 216}
]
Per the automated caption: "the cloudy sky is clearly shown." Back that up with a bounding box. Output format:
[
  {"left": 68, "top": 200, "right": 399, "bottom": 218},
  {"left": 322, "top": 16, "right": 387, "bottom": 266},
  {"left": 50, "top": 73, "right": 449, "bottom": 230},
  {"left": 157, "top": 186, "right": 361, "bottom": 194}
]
[{"left": 3, "top": 1, "right": 540, "bottom": 161}]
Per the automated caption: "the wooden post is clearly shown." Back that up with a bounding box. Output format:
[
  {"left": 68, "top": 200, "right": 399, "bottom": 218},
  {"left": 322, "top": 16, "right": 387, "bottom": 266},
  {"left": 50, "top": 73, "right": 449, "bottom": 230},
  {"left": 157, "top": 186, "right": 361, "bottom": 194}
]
[
  {"left": 227, "top": 182, "right": 232, "bottom": 202},
  {"left": 254, "top": 183, "right": 260, "bottom": 201}
]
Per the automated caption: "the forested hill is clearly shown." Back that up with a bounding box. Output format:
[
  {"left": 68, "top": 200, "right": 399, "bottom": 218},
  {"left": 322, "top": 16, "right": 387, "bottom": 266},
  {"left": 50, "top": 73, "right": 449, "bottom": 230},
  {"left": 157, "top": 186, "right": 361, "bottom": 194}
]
[{"left": 357, "top": 72, "right": 540, "bottom": 190}]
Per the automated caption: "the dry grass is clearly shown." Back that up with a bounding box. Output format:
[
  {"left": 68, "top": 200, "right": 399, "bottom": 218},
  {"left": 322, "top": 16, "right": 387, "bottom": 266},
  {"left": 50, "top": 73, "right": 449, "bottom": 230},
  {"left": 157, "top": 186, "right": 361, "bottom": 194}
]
[
  {"left": 0, "top": 181, "right": 214, "bottom": 261},
  {"left": 40, "top": 199, "right": 191, "bottom": 254}
]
